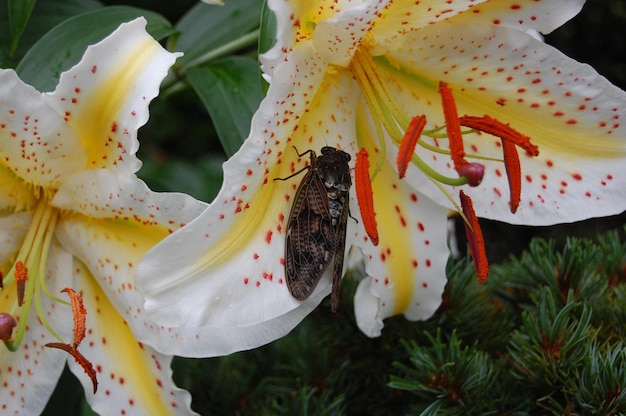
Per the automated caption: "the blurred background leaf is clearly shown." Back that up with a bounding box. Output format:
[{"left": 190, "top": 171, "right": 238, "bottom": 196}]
[
  {"left": 0, "top": 0, "right": 102, "bottom": 68},
  {"left": 170, "top": 0, "right": 262, "bottom": 71},
  {"left": 15, "top": 5, "right": 174, "bottom": 91},
  {"left": 188, "top": 56, "right": 264, "bottom": 156},
  {"left": 7, "top": 0, "right": 37, "bottom": 55}
]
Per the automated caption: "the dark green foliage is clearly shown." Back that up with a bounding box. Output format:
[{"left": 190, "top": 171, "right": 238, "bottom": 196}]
[
  {"left": 389, "top": 229, "right": 626, "bottom": 415},
  {"left": 159, "top": 227, "right": 626, "bottom": 415}
]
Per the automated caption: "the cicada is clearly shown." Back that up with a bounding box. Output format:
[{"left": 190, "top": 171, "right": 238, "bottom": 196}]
[{"left": 277, "top": 146, "right": 352, "bottom": 313}]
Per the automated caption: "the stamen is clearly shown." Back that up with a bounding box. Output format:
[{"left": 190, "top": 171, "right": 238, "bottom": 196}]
[
  {"left": 45, "top": 287, "right": 97, "bottom": 393},
  {"left": 45, "top": 342, "right": 98, "bottom": 393},
  {"left": 458, "top": 115, "right": 535, "bottom": 213},
  {"left": 397, "top": 115, "right": 426, "bottom": 178},
  {"left": 15, "top": 261, "right": 28, "bottom": 307},
  {"left": 459, "top": 191, "right": 488, "bottom": 282},
  {"left": 0, "top": 313, "right": 17, "bottom": 341},
  {"left": 355, "top": 148, "right": 379, "bottom": 246},
  {"left": 62, "top": 288, "right": 87, "bottom": 347},
  {"left": 438, "top": 82, "right": 467, "bottom": 171},
  {"left": 501, "top": 139, "right": 522, "bottom": 213},
  {"left": 459, "top": 115, "right": 539, "bottom": 156},
  {"left": 0, "top": 270, "right": 3, "bottom": 289}
]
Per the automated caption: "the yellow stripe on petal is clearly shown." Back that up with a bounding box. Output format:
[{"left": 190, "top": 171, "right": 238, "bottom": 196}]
[
  {"left": 354, "top": 98, "right": 448, "bottom": 318},
  {"left": 77, "top": 264, "right": 191, "bottom": 415},
  {"left": 189, "top": 178, "right": 276, "bottom": 274},
  {"left": 72, "top": 38, "right": 160, "bottom": 168},
  {"left": 370, "top": 165, "right": 416, "bottom": 314},
  {"left": 46, "top": 19, "right": 179, "bottom": 174}
]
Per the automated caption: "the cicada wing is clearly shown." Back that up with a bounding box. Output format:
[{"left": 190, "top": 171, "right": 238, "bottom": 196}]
[{"left": 285, "top": 172, "right": 336, "bottom": 301}]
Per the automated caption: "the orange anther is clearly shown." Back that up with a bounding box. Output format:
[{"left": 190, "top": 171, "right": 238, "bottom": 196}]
[
  {"left": 15, "top": 261, "right": 28, "bottom": 307},
  {"left": 397, "top": 115, "right": 427, "bottom": 178},
  {"left": 15, "top": 261, "right": 28, "bottom": 281},
  {"left": 501, "top": 139, "right": 522, "bottom": 213},
  {"left": 458, "top": 115, "right": 539, "bottom": 213},
  {"left": 355, "top": 148, "right": 379, "bottom": 246},
  {"left": 61, "top": 287, "right": 87, "bottom": 347},
  {"left": 459, "top": 115, "right": 539, "bottom": 156},
  {"left": 438, "top": 82, "right": 467, "bottom": 171},
  {"left": 459, "top": 191, "right": 489, "bottom": 282}
]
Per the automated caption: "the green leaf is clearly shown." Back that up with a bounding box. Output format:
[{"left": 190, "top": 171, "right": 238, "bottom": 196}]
[
  {"left": 188, "top": 56, "right": 264, "bottom": 157},
  {"left": 8, "top": 0, "right": 36, "bottom": 55},
  {"left": 173, "top": 0, "right": 262, "bottom": 70},
  {"left": 15, "top": 6, "right": 174, "bottom": 92},
  {"left": 139, "top": 156, "right": 224, "bottom": 204},
  {"left": 259, "top": 0, "right": 276, "bottom": 56},
  {"left": 0, "top": 0, "right": 102, "bottom": 68}
]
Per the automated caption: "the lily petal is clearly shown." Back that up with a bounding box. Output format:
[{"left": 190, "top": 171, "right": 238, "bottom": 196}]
[
  {"left": 51, "top": 169, "right": 207, "bottom": 224},
  {"left": 44, "top": 18, "right": 181, "bottom": 175},
  {"left": 311, "top": 0, "right": 390, "bottom": 67},
  {"left": 352, "top": 110, "right": 449, "bottom": 336},
  {"left": 448, "top": 0, "right": 585, "bottom": 34},
  {"left": 137, "top": 52, "right": 365, "bottom": 356},
  {"left": 0, "top": 69, "right": 86, "bottom": 190},
  {"left": 0, "top": 242, "right": 73, "bottom": 415},
  {"left": 52, "top": 170, "right": 206, "bottom": 348},
  {"left": 353, "top": 165, "right": 448, "bottom": 337},
  {"left": 0, "top": 212, "right": 30, "bottom": 265},
  {"left": 382, "top": 22, "right": 626, "bottom": 224},
  {"left": 68, "top": 260, "right": 196, "bottom": 415},
  {"left": 0, "top": 165, "right": 36, "bottom": 211}
]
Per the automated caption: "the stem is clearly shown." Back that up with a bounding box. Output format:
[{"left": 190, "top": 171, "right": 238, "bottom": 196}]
[{"left": 162, "top": 29, "right": 261, "bottom": 92}]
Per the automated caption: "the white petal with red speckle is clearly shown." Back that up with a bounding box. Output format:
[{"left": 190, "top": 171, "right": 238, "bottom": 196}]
[
  {"left": 44, "top": 18, "right": 181, "bottom": 175},
  {"left": 51, "top": 169, "right": 207, "bottom": 224},
  {"left": 0, "top": 16, "right": 205, "bottom": 414},
  {"left": 0, "top": 70, "right": 87, "bottom": 190},
  {"left": 68, "top": 260, "right": 196, "bottom": 416},
  {"left": 382, "top": 21, "right": 626, "bottom": 224}
]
